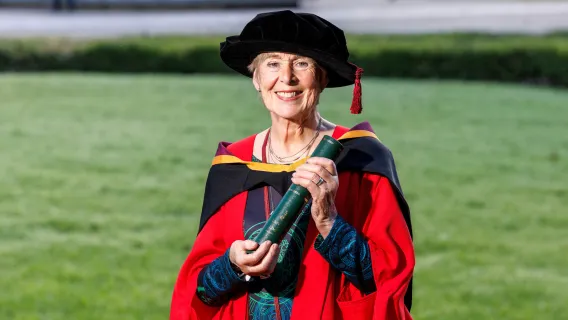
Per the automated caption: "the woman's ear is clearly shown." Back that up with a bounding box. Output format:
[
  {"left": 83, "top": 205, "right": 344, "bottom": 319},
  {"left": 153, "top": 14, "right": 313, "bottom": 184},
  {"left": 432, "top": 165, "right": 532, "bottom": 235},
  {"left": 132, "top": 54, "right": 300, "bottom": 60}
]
[
  {"left": 319, "top": 68, "right": 329, "bottom": 92},
  {"left": 252, "top": 70, "right": 261, "bottom": 92},
  {"left": 321, "top": 78, "right": 329, "bottom": 92}
]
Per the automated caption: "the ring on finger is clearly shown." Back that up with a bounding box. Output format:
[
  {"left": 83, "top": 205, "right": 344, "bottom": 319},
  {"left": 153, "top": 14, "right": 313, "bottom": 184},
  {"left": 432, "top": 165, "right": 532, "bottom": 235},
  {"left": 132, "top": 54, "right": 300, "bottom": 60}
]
[{"left": 315, "top": 176, "right": 325, "bottom": 187}]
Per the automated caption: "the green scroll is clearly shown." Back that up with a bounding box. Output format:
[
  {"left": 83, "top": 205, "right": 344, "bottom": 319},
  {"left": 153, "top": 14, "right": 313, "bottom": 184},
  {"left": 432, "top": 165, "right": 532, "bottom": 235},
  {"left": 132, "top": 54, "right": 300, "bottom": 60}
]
[{"left": 249, "top": 135, "right": 344, "bottom": 247}]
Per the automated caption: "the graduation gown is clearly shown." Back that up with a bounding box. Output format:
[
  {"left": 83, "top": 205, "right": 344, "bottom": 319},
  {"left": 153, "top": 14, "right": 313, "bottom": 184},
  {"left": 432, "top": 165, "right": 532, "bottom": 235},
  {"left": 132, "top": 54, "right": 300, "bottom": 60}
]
[{"left": 170, "top": 122, "right": 415, "bottom": 320}]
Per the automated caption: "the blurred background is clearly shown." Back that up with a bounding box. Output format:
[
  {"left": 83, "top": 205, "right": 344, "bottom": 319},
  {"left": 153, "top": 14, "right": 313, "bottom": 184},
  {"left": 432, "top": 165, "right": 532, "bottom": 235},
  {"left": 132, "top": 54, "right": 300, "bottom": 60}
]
[{"left": 1, "top": 1, "right": 567, "bottom": 320}]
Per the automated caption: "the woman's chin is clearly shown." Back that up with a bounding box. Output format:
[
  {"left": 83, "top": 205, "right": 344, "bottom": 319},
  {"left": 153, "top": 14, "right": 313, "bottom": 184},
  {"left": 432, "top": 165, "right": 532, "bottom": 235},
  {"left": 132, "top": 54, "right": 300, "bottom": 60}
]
[
  {"left": 270, "top": 105, "right": 309, "bottom": 121},
  {"left": 272, "top": 111, "right": 304, "bottom": 122}
]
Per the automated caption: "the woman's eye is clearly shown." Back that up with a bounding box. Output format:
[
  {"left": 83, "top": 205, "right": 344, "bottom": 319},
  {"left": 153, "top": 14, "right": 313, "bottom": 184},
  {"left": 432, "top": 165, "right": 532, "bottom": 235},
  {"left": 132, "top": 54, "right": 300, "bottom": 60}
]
[
  {"left": 295, "top": 61, "right": 310, "bottom": 69},
  {"left": 267, "top": 61, "right": 279, "bottom": 68}
]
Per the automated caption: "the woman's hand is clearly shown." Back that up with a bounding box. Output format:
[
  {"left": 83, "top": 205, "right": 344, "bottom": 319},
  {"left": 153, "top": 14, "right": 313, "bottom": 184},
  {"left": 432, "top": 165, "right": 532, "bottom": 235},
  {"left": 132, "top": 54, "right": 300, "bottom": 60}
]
[
  {"left": 229, "top": 240, "right": 280, "bottom": 278},
  {"left": 291, "top": 157, "right": 339, "bottom": 238}
]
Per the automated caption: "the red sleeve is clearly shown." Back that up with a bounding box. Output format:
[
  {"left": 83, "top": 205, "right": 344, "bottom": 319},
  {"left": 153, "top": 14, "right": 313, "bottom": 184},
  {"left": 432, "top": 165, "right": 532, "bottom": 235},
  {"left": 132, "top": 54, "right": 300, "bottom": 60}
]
[
  {"left": 169, "top": 197, "right": 237, "bottom": 320},
  {"left": 336, "top": 173, "right": 414, "bottom": 320}
]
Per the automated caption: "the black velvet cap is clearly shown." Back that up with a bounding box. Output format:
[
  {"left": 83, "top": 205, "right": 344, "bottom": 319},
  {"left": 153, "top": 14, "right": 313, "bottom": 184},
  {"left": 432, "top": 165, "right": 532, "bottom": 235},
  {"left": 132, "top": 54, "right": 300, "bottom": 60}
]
[{"left": 219, "top": 10, "right": 359, "bottom": 88}]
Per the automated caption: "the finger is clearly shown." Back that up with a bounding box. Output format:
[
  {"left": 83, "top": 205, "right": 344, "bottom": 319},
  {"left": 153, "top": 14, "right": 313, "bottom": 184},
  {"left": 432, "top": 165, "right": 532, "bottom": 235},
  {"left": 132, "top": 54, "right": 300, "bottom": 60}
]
[
  {"left": 291, "top": 175, "right": 321, "bottom": 199},
  {"left": 306, "top": 157, "right": 337, "bottom": 176},
  {"left": 242, "top": 240, "right": 260, "bottom": 251},
  {"left": 293, "top": 168, "right": 336, "bottom": 191},
  {"left": 295, "top": 163, "right": 334, "bottom": 181},
  {"left": 292, "top": 169, "right": 328, "bottom": 186},
  {"left": 247, "top": 244, "right": 280, "bottom": 276},
  {"left": 238, "top": 241, "right": 272, "bottom": 266}
]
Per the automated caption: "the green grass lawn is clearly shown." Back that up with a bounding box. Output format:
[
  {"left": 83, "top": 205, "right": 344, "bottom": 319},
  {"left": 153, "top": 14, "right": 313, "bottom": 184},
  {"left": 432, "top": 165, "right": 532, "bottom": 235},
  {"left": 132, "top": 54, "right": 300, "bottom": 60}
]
[{"left": 1, "top": 73, "right": 567, "bottom": 320}]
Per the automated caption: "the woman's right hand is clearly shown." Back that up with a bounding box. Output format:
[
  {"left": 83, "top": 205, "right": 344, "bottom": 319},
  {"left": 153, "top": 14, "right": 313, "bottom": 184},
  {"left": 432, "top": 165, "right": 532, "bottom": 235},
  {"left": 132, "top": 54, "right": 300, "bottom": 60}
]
[{"left": 229, "top": 240, "right": 280, "bottom": 277}]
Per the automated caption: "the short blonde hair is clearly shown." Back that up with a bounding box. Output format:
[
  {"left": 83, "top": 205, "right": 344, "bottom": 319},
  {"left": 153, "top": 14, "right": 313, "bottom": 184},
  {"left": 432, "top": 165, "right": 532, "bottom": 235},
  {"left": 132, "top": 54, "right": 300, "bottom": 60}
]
[{"left": 247, "top": 53, "right": 273, "bottom": 74}]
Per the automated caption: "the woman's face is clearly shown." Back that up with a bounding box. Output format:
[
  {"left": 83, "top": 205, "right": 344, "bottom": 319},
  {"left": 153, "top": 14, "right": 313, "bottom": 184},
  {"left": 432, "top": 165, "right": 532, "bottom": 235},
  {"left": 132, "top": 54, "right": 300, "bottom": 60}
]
[{"left": 252, "top": 52, "right": 327, "bottom": 122}]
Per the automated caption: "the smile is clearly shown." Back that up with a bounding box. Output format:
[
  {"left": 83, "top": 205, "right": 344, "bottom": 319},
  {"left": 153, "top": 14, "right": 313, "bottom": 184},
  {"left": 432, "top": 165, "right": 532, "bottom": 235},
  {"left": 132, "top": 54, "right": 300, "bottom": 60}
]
[{"left": 275, "top": 91, "right": 303, "bottom": 100}]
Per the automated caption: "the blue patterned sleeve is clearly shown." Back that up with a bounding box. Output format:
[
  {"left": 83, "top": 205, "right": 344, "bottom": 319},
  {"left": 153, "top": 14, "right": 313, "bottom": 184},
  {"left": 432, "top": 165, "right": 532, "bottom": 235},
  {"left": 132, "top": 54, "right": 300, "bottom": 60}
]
[
  {"left": 196, "top": 249, "right": 248, "bottom": 306},
  {"left": 314, "top": 215, "right": 376, "bottom": 294}
]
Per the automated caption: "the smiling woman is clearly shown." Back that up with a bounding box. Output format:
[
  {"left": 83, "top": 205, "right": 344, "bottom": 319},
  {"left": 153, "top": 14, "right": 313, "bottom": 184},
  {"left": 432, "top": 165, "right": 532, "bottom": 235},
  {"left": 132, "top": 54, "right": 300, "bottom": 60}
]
[
  {"left": 248, "top": 52, "right": 328, "bottom": 136},
  {"left": 169, "top": 10, "right": 415, "bottom": 320}
]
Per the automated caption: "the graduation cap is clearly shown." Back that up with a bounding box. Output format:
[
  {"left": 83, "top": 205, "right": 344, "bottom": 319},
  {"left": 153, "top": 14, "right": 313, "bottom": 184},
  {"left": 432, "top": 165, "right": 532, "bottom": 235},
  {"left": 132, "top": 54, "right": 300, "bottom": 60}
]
[{"left": 219, "top": 10, "right": 364, "bottom": 114}]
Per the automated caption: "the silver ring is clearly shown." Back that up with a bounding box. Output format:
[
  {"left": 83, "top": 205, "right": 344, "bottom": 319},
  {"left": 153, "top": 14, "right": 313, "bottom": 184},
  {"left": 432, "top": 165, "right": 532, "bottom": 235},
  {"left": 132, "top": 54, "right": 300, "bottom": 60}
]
[{"left": 316, "top": 176, "right": 325, "bottom": 186}]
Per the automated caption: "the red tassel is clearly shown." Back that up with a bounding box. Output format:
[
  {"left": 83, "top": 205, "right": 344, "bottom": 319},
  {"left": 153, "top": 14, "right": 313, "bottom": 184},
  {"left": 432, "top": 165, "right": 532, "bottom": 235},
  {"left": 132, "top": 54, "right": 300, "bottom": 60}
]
[{"left": 350, "top": 66, "right": 363, "bottom": 114}]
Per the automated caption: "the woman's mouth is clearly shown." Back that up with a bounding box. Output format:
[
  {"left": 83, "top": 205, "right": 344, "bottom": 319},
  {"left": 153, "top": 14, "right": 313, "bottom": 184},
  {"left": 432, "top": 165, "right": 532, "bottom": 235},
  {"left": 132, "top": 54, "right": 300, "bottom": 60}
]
[{"left": 275, "top": 91, "right": 303, "bottom": 101}]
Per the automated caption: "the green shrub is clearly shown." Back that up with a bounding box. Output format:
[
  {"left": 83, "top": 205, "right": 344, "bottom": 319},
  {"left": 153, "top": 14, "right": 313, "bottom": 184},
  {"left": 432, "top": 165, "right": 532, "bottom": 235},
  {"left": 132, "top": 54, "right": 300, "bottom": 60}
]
[{"left": 1, "top": 34, "right": 567, "bottom": 86}]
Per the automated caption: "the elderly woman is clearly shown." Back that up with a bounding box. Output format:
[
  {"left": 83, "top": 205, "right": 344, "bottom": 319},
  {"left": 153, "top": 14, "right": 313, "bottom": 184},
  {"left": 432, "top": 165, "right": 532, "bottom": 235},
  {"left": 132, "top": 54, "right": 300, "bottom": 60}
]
[{"left": 170, "top": 10, "right": 414, "bottom": 320}]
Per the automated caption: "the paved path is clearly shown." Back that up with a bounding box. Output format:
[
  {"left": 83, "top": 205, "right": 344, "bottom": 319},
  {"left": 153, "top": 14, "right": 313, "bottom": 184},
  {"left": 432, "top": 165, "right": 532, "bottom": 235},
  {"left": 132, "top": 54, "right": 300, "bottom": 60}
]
[{"left": 0, "top": 1, "right": 567, "bottom": 38}]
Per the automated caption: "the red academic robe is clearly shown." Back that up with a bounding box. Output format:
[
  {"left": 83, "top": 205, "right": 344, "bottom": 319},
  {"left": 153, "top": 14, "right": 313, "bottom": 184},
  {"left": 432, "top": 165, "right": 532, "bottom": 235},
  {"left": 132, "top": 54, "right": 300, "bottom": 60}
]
[{"left": 170, "top": 122, "right": 415, "bottom": 320}]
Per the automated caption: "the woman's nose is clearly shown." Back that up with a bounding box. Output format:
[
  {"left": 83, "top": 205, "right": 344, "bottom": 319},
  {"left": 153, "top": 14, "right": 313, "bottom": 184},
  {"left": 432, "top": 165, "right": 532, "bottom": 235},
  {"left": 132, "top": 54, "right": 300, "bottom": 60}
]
[{"left": 279, "top": 65, "right": 296, "bottom": 85}]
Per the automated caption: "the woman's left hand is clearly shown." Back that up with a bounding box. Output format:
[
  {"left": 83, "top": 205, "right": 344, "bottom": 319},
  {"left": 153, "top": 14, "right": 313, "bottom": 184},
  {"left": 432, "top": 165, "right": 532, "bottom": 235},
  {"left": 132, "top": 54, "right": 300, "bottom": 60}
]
[{"left": 291, "top": 157, "right": 339, "bottom": 238}]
